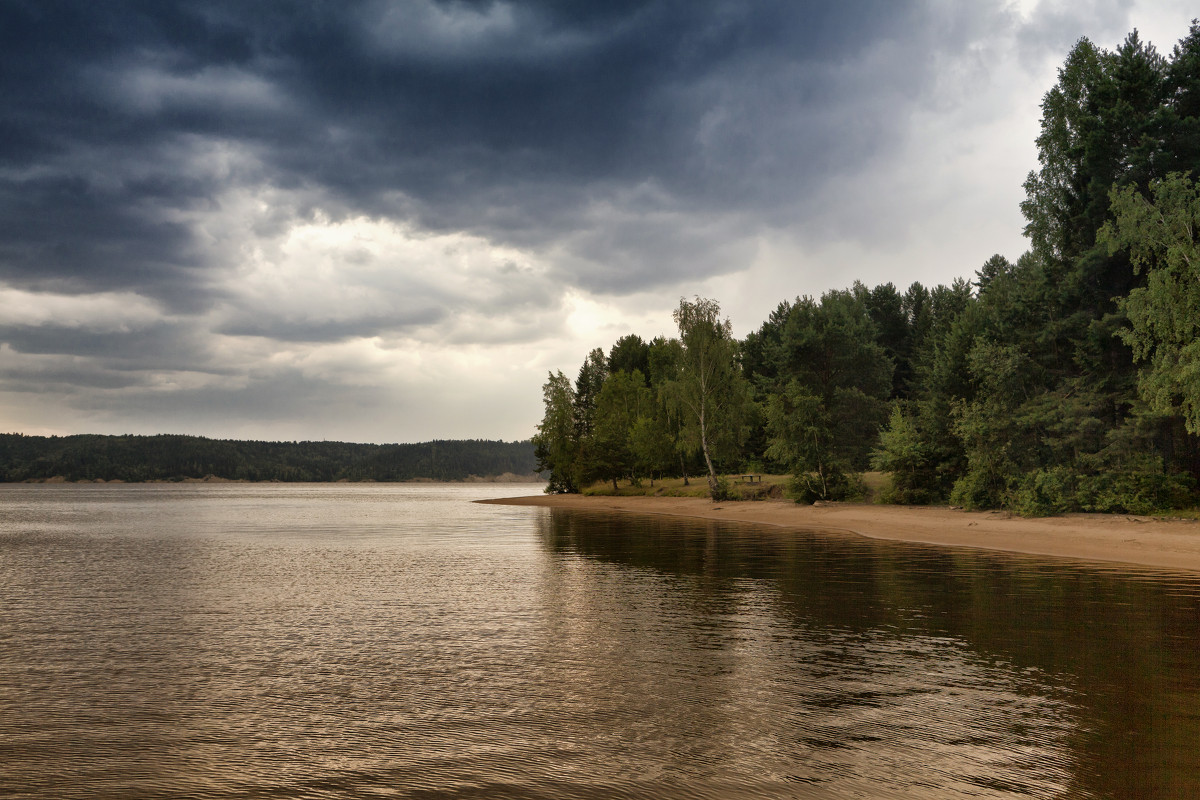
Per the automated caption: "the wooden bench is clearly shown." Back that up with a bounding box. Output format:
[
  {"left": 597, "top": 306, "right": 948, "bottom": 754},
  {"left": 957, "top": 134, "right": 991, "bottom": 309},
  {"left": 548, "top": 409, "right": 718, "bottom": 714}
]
[{"left": 740, "top": 474, "right": 761, "bottom": 483}]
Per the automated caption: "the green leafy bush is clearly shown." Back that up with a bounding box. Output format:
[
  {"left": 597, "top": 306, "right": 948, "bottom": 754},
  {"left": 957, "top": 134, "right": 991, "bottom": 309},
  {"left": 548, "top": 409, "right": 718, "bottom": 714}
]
[
  {"left": 788, "top": 469, "right": 865, "bottom": 504},
  {"left": 1077, "top": 471, "right": 1196, "bottom": 514},
  {"left": 1011, "top": 468, "right": 1078, "bottom": 516},
  {"left": 710, "top": 475, "right": 736, "bottom": 502},
  {"left": 949, "top": 466, "right": 1008, "bottom": 510}
]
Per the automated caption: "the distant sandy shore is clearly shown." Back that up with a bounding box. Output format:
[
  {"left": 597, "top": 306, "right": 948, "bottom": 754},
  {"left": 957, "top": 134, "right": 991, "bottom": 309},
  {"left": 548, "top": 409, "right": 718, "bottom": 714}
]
[{"left": 481, "top": 494, "right": 1200, "bottom": 573}]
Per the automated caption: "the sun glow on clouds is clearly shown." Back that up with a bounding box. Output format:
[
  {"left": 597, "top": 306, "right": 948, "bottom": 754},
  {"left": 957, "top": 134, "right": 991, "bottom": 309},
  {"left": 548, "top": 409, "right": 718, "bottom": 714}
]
[
  {"left": 0, "top": 289, "right": 162, "bottom": 332},
  {"left": 205, "top": 209, "right": 584, "bottom": 438},
  {"left": 207, "top": 208, "right": 671, "bottom": 422},
  {"left": 218, "top": 210, "right": 557, "bottom": 342},
  {"left": 0, "top": 196, "right": 576, "bottom": 440}
]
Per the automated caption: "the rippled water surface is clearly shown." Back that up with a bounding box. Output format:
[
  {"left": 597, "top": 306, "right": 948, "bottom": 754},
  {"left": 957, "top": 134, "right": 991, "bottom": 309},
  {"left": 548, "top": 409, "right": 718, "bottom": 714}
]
[{"left": 2, "top": 483, "right": 1200, "bottom": 799}]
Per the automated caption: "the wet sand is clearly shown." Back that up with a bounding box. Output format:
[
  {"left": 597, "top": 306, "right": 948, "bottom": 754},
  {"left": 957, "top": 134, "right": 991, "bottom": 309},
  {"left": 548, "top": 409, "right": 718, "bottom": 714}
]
[{"left": 481, "top": 494, "right": 1200, "bottom": 573}]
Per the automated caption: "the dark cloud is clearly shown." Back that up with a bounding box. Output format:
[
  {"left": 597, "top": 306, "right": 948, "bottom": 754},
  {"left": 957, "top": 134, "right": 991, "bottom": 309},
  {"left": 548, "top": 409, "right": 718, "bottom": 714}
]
[
  {"left": 0, "top": 0, "right": 1013, "bottom": 306},
  {"left": 0, "top": 361, "right": 152, "bottom": 393},
  {"left": 10, "top": 0, "right": 1169, "bottom": 440},
  {"left": 76, "top": 369, "right": 391, "bottom": 427},
  {"left": 0, "top": 319, "right": 220, "bottom": 378},
  {"left": 0, "top": 173, "right": 206, "bottom": 302},
  {"left": 214, "top": 310, "right": 444, "bottom": 343}
]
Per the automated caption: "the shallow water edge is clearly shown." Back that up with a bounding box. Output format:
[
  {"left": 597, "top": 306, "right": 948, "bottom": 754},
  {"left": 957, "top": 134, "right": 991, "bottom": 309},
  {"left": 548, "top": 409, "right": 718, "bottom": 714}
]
[{"left": 483, "top": 493, "right": 1200, "bottom": 573}]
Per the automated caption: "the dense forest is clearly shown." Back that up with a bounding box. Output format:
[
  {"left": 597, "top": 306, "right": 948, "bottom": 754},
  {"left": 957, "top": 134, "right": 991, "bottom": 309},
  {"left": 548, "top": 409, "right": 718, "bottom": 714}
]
[
  {"left": 0, "top": 434, "right": 537, "bottom": 483},
  {"left": 533, "top": 24, "right": 1200, "bottom": 515}
]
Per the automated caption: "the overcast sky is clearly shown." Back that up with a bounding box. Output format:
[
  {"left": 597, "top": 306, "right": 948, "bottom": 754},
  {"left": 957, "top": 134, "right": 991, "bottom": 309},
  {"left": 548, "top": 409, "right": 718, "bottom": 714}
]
[{"left": 0, "top": 0, "right": 1194, "bottom": 443}]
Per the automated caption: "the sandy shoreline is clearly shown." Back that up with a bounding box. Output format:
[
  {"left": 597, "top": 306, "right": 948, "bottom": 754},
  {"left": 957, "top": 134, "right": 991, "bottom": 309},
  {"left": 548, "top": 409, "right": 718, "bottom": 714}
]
[{"left": 481, "top": 494, "right": 1200, "bottom": 573}]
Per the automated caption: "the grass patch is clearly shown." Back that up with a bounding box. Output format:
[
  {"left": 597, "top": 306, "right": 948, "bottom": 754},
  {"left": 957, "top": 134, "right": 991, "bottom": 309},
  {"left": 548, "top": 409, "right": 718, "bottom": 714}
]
[
  {"left": 582, "top": 474, "right": 790, "bottom": 499},
  {"left": 580, "top": 471, "right": 895, "bottom": 503},
  {"left": 860, "top": 471, "right": 892, "bottom": 504}
]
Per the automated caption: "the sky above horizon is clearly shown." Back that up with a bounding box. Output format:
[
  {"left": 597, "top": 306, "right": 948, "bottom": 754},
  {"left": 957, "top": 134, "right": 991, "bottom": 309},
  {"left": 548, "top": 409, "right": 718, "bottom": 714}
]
[{"left": 1, "top": 0, "right": 1195, "bottom": 444}]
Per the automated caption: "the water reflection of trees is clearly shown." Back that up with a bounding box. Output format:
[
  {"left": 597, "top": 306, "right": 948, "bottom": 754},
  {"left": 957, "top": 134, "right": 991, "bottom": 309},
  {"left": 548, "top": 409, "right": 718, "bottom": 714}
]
[{"left": 539, "top": 508, "right": 1200, "bottom": 799}]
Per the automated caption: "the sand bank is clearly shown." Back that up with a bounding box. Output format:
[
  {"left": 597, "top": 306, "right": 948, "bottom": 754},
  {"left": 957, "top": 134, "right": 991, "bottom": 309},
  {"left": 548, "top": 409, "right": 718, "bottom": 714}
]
[{"left": 481, "top": 494, "right": 1200, "bottom": 573}]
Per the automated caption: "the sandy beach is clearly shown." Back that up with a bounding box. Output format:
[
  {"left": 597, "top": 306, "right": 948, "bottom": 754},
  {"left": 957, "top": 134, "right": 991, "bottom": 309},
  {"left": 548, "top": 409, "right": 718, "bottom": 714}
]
[{"left": 482, "top": 494, "right": 1200, "bottom": 573}]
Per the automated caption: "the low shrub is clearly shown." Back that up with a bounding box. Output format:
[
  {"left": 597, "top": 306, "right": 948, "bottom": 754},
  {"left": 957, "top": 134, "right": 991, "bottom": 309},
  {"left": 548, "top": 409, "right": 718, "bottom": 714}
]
[
  {"left": 1077, "top": 470, "right": 1196, "bottom": 515},
  {"left": 788, "top": 468, "right": 865, "bottom": 504},
  {"left": 949, "top": 467, "right": 1007, "bottom": 510},
  {"left": 710, "top": 475, "right": 735, "bottom": 502},
  {"left": 1010, "top": 468, "right": 1078, "bottom": 517}
]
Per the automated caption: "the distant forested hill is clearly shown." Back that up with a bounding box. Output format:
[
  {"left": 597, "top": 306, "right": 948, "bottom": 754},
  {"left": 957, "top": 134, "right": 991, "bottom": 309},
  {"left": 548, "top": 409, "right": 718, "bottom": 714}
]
[{"left": 0, "top": 434, "right": 539, "bottom": 483}]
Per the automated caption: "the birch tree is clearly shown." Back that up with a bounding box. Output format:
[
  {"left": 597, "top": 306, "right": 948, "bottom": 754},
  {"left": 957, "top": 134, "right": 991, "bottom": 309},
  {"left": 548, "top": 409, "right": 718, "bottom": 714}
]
[{"left": 670, "top": 296, "right": 748, "bottom": 496}]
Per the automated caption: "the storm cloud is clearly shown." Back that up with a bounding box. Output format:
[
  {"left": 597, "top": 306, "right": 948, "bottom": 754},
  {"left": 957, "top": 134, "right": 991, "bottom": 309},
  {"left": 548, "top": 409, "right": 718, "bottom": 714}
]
[{"left": 0, "top": 0, "right": 1192, "bottom": 441}]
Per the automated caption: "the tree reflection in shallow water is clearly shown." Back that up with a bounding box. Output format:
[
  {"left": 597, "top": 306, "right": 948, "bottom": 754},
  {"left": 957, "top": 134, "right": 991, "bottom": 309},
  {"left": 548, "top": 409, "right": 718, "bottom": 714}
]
[{"left": 540, "top": 508, "right": 1200, "bottom": 799}]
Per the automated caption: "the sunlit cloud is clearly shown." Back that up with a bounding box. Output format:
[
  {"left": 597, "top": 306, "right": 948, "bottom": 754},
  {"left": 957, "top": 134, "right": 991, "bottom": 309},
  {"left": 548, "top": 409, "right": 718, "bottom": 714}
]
[{"left": 0, "top": 289, "right": 164, "bottom": 332}]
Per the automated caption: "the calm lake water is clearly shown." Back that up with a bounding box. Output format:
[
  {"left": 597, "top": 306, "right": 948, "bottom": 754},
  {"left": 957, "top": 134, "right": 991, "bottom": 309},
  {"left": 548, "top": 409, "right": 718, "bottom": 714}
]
[{"left": 2, "top": 483, "right": 1199, "bottom": 799}]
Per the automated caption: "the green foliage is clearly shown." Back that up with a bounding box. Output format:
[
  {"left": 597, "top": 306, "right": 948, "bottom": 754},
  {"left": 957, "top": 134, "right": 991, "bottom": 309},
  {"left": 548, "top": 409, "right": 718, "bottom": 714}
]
[
  {"left": 1021, "top": 36, "right": 1106, "bottom": 265},
  {"left": 533, "top": 370, "right": 578, "bottom": 493},
  {"left": 1161, "top": 22, "right": 1200, "bottom": 174},
  {"left": 646, "top": 336, "right": 683, "bottom": 386},
  {"left": 630, "top": 407, "right": 675, "bottom": 486},
  {"left": 710, "top": 475, "right": 736, "bottom": 502},
  {"left": 872, "top": 405, "right": 936, "bottom": 504},
  {"left": 787, "top": 468, "right": 864, "bottom": 504},
  {"left": 856, "top": 281, "right": 911, "bottom": 396},
  {"left": 576, "top": 370, "right": 646, "bottom": 490},
  {"left": 764, "top": 290, "right": 893, "bottom": 407},
  {"left": 764, "top": 383, "right": 827, "bottom": 469},
  {"left": 1007, "top": 463, "right": 1195, "bottom": 516},
  {"left": 1077, "top": 468, "right": 1195, "bottom": 515},
  {"left": 975, "top": 254, "right": 1014, "bottom": 293},
  {"left": 1010, "top": 468, "right": 1079, "bottom": 517},
  {"left": 753, "top": 288, "right": 893, "bottom": 481},
  {"left": 765, "top": 380, "right": 874, "bottom": 503},
  {"left": 947, "top": 464, "right": 1007, "bottom": 511},
  {"left": 1102, "top": 173, "right": 1200, "bottom": 433},
  {"left": 608, "top": 334, "right": 650, "bottom": 380},
  {"left": 572, "top": 348, "right": 609, "bottom": 441},
  {"left": 938, "top": 42, "right": 1200, "bottom": 512},
  {"left": 671, "top": 296, "right": 753, "bottom": 497},
  {"left": 1021, "top": 32, "right": 1168, "bottom": 266}
]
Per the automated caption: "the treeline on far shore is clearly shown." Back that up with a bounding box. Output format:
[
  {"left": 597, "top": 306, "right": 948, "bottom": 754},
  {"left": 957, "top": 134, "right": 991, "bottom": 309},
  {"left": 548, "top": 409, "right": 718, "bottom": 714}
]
[
  {"left": 0, "top": 433, "right": 538, "bottom": 483},
  {"left": 534, "top": 24, "right": 1200, "bottom": 515}
]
